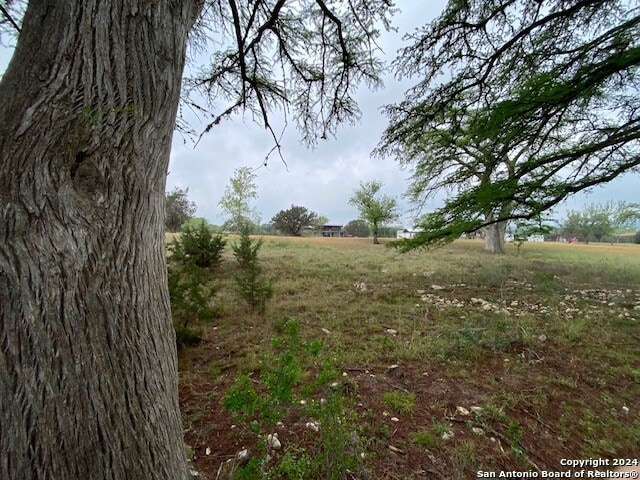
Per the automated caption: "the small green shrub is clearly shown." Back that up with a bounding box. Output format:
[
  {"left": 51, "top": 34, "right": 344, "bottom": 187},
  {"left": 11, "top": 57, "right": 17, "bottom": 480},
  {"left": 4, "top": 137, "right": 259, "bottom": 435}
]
[
  {"left": 169, "top": 220, "right": 226, "bottom": 269},
  {"left": 232, "top": 226, "right": 273, "bottom": 312},
  {"left": 265, "top": 446, "right": 313, "bottom": 480},
  {"left": 167, "top": 264, "right": 218, "bottom": 347},
  {"left": 167, "top": 219, "right": 224, "bottom": 346}
]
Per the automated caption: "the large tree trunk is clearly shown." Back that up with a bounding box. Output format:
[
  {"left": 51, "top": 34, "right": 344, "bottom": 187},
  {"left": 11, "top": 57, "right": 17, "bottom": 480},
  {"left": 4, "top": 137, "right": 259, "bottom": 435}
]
[
  {"left": 484, "top": 220, "right": 507, "bottom": 254},
  {"left": 0, "top": 1, "right": 202, "bottom": 479}
]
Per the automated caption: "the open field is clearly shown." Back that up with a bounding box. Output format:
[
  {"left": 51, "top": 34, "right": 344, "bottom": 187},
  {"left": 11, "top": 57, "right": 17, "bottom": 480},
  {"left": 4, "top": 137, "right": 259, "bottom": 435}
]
[{"left": 175, "top": 236, "right": 640, "bottom": 479}]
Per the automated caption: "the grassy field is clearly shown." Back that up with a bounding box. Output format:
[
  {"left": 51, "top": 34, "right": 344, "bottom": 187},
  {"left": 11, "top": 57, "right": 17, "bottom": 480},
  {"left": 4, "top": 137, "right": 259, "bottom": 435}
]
[{"left": 175, "top": 236, "right": 640, "bottom": 479}]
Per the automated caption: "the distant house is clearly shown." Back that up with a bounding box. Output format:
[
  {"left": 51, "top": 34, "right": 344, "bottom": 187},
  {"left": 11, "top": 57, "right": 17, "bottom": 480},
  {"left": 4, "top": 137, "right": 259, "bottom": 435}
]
[
  {"left": 321, "top": 225, "right": 343, "bottom": 237},
  {"left": 397, "top": 229, "right": 422, "bottom": 239},
  {"left": 613, "top": 232, "right": 637, "bottom": 243}
]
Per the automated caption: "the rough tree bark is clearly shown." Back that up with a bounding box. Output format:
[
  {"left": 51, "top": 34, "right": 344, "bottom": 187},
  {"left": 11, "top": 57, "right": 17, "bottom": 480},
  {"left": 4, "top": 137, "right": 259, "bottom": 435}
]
[
  {"left": 484, "top": 220, "right": 508, "bottom": 254},
  {"left": 0, "top": 1, "right": 203, "bottom": 478}
]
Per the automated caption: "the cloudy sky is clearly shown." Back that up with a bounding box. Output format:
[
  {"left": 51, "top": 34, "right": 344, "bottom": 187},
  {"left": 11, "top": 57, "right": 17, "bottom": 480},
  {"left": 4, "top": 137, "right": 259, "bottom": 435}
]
[{"left": 1, "top": 2, "right": 637, "bottom": 228}]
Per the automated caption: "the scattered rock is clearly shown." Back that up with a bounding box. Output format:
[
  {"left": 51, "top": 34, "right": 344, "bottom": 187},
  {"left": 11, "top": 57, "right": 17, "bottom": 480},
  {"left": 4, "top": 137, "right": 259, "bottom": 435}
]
[
  {"left": 470, "top": 406, "right": 484, "bottom": 414},
  {"left": 387, "top": 364, "right": 399, "bottom": 371},
  {"left": 354, "top": 282, "right": 368, "bottom": 291},
  {"left": 235, "top": 449, "right": 248, "bottom": 460},
  {"left": 321, "top": 328, "right": 331, "bottom": 334},
  {"left": 441, "top": 431, "right": 454, "bottom": 441},
  {"left": 265, "top": 434, "right": 281, "bottom": 450},
  {"left": 390, "top": 417, "right": 400, "bottom": 422},
  {"left": 431, "top": 285, "right": 444, "bottom": 291},
  {"left": 385, "top": 328, "right": 398, "bottom": 335},
  {"left": 538, "top": 334, "right": 547, "bottom": 342},
  {"left": 456, "top": 406, "right": 470, "bottom": 416},
  {"left": 306, "top": 421, "right": 320, "bottom": 432},
  {"left": 472, "top": 427, "right": 484, "bottom": 435},
  {"left": 622, "top": 405, "right": 630, "bottom": 415},
  {"left": 205, "top": 447, "right": 211, "bottom": 456}
]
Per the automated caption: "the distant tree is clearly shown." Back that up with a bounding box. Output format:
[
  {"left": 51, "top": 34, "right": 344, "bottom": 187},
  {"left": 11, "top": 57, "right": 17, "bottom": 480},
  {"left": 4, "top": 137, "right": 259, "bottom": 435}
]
[
  {"left": 348, "top": 181, "right": 398, "bottom": 244},
  {"left": 561, "top": 202, "right": 640, "bottom": 243},
  {"left": 611, "top": 201, "right": 640, "bottom": 232},
  {"left": 312, "top": 215, "right": 330, "bottom": 235},
  {"left": 377, "top": 0, "right": 640, "bottom": 251},
  {"left": 634, "top": 232, "right": 640, "bottom": 245},
  {"left": 165, "top": 187, "right": 196, "bottom": 232},
  {"left": 271, "top": 205, "right": 318, "bottom": 236},
  {"left": 219, "top": 167, "right": 261, "bottom": 232},
  {"left": 344, "top": 219, "right": 370, "bottom": 237}
]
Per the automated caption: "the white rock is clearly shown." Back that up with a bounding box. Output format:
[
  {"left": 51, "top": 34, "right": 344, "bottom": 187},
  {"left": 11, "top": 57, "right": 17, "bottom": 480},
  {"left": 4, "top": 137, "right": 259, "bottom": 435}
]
[
  {"left": 622, "top": 405, "right": 630, "bottom": 415},
  {"left": 431, "top": 285, "right": 444, "bottom": 291},
  {"left": 265, "top": 434, "right": 281, "bottom": 450},
  {"left": 456, "top": 406, "right": 470, "bottom": 416},
  {"left": 390, "top": 417, "right": 400, "bottom": 422},
  {"left": 321, "top": 328, "right": 331, "bottom": 334},
  {"left": 235, "top": 449, "right": 248, "bottom": 460},
  {"left": 306, "top": 421, "right": 320, "bottom": 432},
  {"left": 205, "top": 447, "right": 211, "bottom": 456},
  {"left": 472, "top": 427, "right": 484, "bottom": 435},
  {"left": 385, "top": 328, "right": 398, "bottom": 335},
  {"left": 470, "top": 406, "right": 484, "bottom": 414},
  {"left": 441, "top": 431, "right": 454, "bottom": 440}
]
